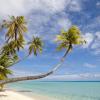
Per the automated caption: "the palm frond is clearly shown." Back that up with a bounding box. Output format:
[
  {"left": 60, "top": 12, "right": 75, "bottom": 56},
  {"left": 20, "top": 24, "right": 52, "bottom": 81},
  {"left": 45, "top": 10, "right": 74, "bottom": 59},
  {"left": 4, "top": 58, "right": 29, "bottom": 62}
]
[{"left": 28, "top": 36, "right": 43, "bottom": 56}]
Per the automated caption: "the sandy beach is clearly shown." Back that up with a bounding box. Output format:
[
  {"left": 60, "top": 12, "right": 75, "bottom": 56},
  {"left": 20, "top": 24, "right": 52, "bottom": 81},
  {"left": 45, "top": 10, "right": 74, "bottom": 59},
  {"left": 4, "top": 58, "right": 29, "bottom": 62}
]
[
  {"left": 0, "top": 90, "right": 56, "bottom": 100},
  {"left": 0, "top": 90, "right": 34, "bottom": 100}
]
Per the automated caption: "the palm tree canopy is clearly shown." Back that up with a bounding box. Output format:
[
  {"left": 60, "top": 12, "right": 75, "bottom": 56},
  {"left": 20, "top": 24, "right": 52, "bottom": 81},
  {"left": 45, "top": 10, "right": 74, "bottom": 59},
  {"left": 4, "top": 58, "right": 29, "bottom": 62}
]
[
  {"left": 1, "top": 37, "right": 25, "bottom": 55},
  {"left": 0, "top": 66, "right": 12, "bottom": 80},
  {"left": 56, "top": 25, "right": 86, "bottom": 51},
  {"left": 1, "top": 16, "right": 27, "bottom": 55},
  {"left": 28, "top": 36, "right": 43, "bottom": 56},
  {"left": 0, "top": 16, "right": 86, "bottom": 86},
  {"left": 0, "top": 54, "right": 14, "bottom": 80},
  {"left": 2, "top": 16, "right": 27, "bottom": 42}
]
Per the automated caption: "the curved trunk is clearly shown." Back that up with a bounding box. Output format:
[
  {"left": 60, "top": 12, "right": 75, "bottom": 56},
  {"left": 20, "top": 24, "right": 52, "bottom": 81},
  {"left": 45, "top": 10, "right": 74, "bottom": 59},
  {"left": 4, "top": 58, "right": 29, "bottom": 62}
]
[
  {"left": 51, "top": 44, "right": 71, "bottom": 72},
  {"left": 0, "top": 46, "right": 71, "bottom": 85},
  {"left": 0, "top": 71, "right": 53, "bottom": 85}
]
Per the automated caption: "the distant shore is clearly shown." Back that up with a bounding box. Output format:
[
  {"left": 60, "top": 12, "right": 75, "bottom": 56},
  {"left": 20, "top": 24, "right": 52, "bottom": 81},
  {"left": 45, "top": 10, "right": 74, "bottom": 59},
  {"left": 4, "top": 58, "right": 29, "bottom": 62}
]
[{"left": 0, "top": 90, "right": 56, "bottom": 100}]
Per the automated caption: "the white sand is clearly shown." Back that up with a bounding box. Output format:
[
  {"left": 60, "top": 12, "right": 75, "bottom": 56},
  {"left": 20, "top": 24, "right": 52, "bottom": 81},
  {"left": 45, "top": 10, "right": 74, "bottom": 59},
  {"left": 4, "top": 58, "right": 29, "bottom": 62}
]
[
  {"left": 0, "top": 90, "right": 57, "bottom": 100},
  {"left": 0, "top": 90, "right": 34, "bottom": 100}
]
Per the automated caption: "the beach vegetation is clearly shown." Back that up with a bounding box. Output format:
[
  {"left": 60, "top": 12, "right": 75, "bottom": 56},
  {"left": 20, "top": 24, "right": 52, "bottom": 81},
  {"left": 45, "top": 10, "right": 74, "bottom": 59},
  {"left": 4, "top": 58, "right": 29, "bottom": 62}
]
[{"left": 0, "top": 16, "right": 86, "bottom": 90}]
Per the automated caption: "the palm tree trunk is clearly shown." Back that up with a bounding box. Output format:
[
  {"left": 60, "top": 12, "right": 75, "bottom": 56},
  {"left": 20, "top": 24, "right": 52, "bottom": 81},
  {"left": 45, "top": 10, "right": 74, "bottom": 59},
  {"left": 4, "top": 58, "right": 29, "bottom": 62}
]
[
  {"left": 0, "top": 71, "right": 53, "bottom": 85},
  {"left": 0, "top": 46, "right": 71, "bottom": 85},
  {"left": 51, "top": 45, "right": 71, "bottom": 72}
]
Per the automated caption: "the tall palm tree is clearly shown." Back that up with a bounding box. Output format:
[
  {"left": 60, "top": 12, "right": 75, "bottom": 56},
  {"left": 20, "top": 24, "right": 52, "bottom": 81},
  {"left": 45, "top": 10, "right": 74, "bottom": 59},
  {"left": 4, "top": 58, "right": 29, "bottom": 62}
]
[
  {"left": 3, "top": 16, "right": 27, "bottom": 41},
  {"left": 0, "top": 25, "right": 85, "bottom": 85},
  {"left": 2, "top": 16, "right": 27, "bottom": 52},
  {"left": 50, "top": 25, "right": 86, "bottom": 71}
]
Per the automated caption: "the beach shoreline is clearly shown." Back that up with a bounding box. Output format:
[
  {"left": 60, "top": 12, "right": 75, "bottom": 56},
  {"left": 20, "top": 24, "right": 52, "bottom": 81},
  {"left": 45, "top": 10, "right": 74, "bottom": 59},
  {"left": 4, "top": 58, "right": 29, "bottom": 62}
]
[
  {"left": 2, "top": 81, "right": 100, "bottom": 100},
  {"left": 0, "top": 90, "right": 56, "bottom": 100}
]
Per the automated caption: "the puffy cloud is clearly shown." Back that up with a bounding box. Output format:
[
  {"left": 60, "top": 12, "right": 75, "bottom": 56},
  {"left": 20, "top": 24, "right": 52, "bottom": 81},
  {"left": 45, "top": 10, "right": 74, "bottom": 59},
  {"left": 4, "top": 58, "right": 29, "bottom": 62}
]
[
  {"left": 0, "top": 0, "right": 30, "bottom": 17},
  {"left": 57, "top": 18, "right": 72, "bottom": 30},
  {"left": 91, "top": 32, "right": 100, "bottom": 55},
  {"left": 68, "top": 0, "right": 82, "bottom": 12},
  {"left": 82, "top": 33, "right": 94, "bottom": 48},
  {"left": 0, "top": 0, "right": 69, "bottom": 17},
  {"left": 0, "top": 0, "right": 73, "bottom": 43},
  {"left": 0, "top": 0, "right": 83, "bottom": 18},
  {"left": 82, "top": 32, "right": 100, "bottom": 55},
  {"left": 0, "top": 0, "right": 82, "bottom": 38},
  {"left": 32, "top": 0, "right": 68, "bottom": 13}
]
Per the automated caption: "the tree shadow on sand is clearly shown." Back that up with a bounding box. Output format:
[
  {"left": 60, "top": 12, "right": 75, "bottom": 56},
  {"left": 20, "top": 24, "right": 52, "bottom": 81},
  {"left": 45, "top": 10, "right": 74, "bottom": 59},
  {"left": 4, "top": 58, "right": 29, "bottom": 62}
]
[
  {"left": 0, "top": 90, "right": 8, "bottom": 97},
  {"left": 0, "top": 94, "right": 8, "bottom": 97}
]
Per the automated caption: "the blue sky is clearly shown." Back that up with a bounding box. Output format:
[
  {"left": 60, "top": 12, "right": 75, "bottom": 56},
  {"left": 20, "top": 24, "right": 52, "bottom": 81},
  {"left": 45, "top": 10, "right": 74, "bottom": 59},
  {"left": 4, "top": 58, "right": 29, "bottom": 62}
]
[{"left": 0, "top": 0, "right": 100, "bottom": 81}]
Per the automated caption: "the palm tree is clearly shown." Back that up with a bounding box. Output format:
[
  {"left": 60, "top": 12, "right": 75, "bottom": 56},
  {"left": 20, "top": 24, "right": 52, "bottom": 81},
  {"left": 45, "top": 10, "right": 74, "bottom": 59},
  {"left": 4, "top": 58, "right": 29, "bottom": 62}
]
[
  {"left": 0, "top": 66, "right": 12, "bottom": 90},
  {"left": 0, "top": 54, "right": 13, "bottom": 90},
  {"left": 56, "top": 26, "right": 85, "bottom": 58},
  {"left": 2, "top": 16, "right": 27, "bottom": 52},
  {"left": 28, "top": 36, "right": 43, "bottom": 56},
  {"left": 50, "top": 25, "right": 86, "bottom": 71},
  {"left": 1, "top": 36, "right": 25, "bottom": 55},
  {"left": 3, "top": 16, "right": 27, "bottom": 41},
  {"left": 0, "top": 25, "right": 85, "bottom": 85},
  {"left": 4, "top": 36, "right": 43, "bottom": 68}
]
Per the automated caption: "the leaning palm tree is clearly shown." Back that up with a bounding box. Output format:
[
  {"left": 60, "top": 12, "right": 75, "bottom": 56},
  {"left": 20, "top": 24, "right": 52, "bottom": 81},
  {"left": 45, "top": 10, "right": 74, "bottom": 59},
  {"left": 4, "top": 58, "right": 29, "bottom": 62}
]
[
  {"left": 50, "top": 25, "right": 86, "bottom": 71},
  {"left": 0, "top": 25, "right": 85, "bottom": 85}
]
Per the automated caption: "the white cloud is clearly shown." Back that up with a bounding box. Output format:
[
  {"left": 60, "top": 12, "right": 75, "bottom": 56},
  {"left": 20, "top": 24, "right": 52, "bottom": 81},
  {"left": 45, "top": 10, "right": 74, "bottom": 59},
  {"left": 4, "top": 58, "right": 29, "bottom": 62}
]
[
  {"left": 9, "top": 66, "right": 100, "bottom": 80},
  {"left": 96, "top": 32, "right": 100, "bottom": 39},
  {"left": 57, "top": 18, "right": 72, "bottom": 30},
  {"left": 91, "top": 32, "right": 100, "bottom": 55},
  {"left": 84, "top": 63, "right": 96, "bottom": 68},
  {"left": 45, "top": 73, "right": 100, "bottom": 80},
  {"left": 46, "top": 74, "right": 81, "bottom": 80},
  {"left": 0, "top": 0, "right": 81, "bottom": 35},
  {"left": 33, "top": 0, "right": 68, "bottom": 13},
  {"left": 0, "top": 0, "right": 30, "bottom": 17},
  {"left": 0, "top": 0, "right": 82, "bottom": 50},
  {"left": 0, "top": 0, "right": 83, "bottom": 18},
  {"left": 82, "top": 33, "right": 94, "bottom": 48},
  {"left": 0, "top": 0, "right": 73, "bottom": 44},
  {"left": 0, "top": 0, "right": 69, "bottom": 17},
  {"left": 10, "top": 68, "right": 42, "bottom": 77},
  {"left": 82, "top": 32, "right": 100, "bottom": 55},
  {"left": 68, "top": 0, "right": 82, "bottom": 12}
]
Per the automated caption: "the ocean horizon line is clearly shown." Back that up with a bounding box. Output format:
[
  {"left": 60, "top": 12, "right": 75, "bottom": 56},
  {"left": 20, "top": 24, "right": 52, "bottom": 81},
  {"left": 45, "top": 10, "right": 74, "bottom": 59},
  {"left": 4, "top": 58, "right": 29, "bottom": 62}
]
[{"left": 21, "top": 80, "right": 100, "bottom": 82}]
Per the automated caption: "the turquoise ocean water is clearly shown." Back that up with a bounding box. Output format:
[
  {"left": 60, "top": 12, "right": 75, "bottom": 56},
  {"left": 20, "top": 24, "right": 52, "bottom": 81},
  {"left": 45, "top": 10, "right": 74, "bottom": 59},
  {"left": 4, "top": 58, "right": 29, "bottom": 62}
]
[{"left": 7, "top": 81, "right": 100, "bottom": 100}]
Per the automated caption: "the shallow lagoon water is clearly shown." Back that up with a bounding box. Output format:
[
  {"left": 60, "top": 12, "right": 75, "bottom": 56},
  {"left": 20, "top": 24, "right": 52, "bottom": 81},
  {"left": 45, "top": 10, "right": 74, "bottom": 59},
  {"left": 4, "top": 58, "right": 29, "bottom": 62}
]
[{"left": 8, "top": 81, "right": 100, "bottom": 100}]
